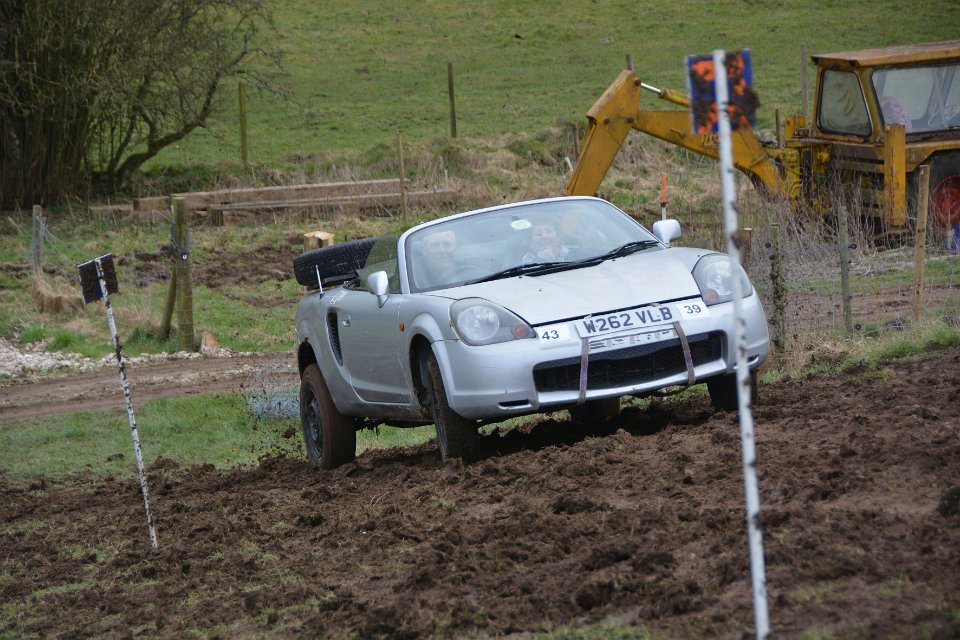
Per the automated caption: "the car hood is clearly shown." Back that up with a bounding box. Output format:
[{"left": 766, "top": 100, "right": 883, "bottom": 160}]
[{"left": 430, "top": 251, "right": 702, "bottom": 325}]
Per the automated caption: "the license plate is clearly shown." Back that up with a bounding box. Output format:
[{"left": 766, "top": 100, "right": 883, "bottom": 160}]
[{"left": 576, "top": 301, "right": 708, "bottom": 338}]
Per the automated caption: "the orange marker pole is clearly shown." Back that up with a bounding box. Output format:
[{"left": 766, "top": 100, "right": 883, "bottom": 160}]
[{"left": 660, "top": 172, "right": 668, "bottom": 220}]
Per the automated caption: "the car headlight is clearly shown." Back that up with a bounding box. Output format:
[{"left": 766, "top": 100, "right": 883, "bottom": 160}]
[
  {"left": 693, "top": 254, "right": 753, "bottom": 306},
  {"left": 450, "top": 298, "right": 534, "bottom": 346}
]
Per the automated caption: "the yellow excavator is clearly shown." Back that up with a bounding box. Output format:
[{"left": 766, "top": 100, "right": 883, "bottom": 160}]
[{"left": 564, "top": 40, "right": 960, "bottom": 239}]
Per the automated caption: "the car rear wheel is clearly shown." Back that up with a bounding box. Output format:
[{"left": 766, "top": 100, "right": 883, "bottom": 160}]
[
  {"left": 422, "top": 351, "right": 479, "bottom": 462},
  {"left": 300, "top": 364, "right": 355, "bottom": 469},
  {"left": 707, "top": 370, "right": 758, "bottom": 412}
]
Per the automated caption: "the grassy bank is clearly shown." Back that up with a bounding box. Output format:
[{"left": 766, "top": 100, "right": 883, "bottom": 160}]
[{"left": 153, "top": 0, "right": 960, "bottom": 171}]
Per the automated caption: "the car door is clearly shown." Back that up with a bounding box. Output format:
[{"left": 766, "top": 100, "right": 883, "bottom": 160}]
[
  {"left": 332, "top": 291, "right": 408, "bottom": 404},
  {"left": 330, "top": 236, "right": 410, "bottom": 405}
]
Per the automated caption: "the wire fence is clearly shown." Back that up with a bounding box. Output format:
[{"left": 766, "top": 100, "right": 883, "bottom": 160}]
[
  {"left": 733, "top": 192, "right": 960, "bottom": 368},
  {"left": 17, "top": 162, "right": 960, "bottom": 393}
]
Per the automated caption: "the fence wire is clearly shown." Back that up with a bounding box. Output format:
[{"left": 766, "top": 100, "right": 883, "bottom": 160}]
[{"left": 735, "top": 193, "right": 960, "bottom": 365}]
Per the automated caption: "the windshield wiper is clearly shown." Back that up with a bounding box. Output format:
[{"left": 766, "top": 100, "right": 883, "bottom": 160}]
[
  {"left": 595, "top": 240, "right": 660, "bottom": 261},
  {"left": 471, "top": 240, "right": 660, "bottom": 284},
  {"left": 475, "top": 261, "right": 571, "bottom": 283}
]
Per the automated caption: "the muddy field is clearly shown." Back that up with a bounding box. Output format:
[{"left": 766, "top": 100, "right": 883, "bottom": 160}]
[{"left": 1, "top": 348, "right": 959, "bottom": 639}]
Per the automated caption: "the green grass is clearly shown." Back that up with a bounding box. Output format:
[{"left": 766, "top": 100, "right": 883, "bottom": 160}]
[
  {"left": 783, "top": 320, "right": 960, "bottom": 379},
  {"left": 357, "top": 424, "right": 436, "bottom": 453},
  {"left": 190, "top": 284, "right": 295, "bottom": 353},
  {"left": 145, "top": 0, "right": 960, "bottom": 172},
  {"left": 0, "top": 394, "right": 301, "bottom": 481},
  {"left": 0, "top": 387, "right": 443, "bottom": 482},
  {"left": 794, "top": 255, "right": 960, "bottom": 297}
]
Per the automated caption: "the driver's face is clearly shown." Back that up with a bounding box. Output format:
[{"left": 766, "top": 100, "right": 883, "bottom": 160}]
[{"left": 423, "top": 230, "right": 456, "bottom": 272}]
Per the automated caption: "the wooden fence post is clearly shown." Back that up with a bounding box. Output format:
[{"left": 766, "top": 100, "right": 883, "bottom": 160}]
[
  {"left": 397, "top": 132, "right": 408, "bottom": 224},
  {"left": 159, "top": 270, "right": 177, "bottom": 339},
  {"left": 913, "top": 165, "right": 931, "bottom": 324},
  {"left": 239, "top": 81, "right": 249, "bottom": 168},
  {"left": 775, "top": 107, "right": 782, "bottom": 148},
  {"left": 800, "top": 44, "right": 809, "bottom": 124},
  {"left": 769, "top": 223, "right": 786, "bottom": 353},
  {"left": 172, "top": 197, "right": 195, "bottom": 351},
  {"left": 740, "top": 227, "right": 754, "bottom": 273},
  {"left": 572, "top": 121, "right": 580, "bottom": 160},
  {"left": 30, "top": 205, "right": 43, "bottom": 276},
  {"left": 837, "top": 205, "right": 853, "bottom": 334},
  {"left": 447, "top": 62, "right": 457, "bottom": 139}
]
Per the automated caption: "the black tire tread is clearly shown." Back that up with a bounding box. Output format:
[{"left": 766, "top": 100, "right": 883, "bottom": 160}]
[
  {"left": 293, "top": 237, "right": 379, "bottom": 288},
  {"left": 707, "top": 370, "right": 758, "bottom": 412},
  {"left": 299, "top": 364, "right": 355, "bottom": 469},
  {"left": 424, "top": 351, "right": 479, "bottom": 462}
]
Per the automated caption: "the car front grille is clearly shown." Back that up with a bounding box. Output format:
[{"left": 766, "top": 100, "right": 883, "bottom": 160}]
[{"left": 532, "top": 332, "right": 723, "bottom": 393}]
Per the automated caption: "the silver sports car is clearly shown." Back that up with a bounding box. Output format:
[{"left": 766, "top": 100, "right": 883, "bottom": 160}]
[{"left": 294, "top": 196, "right": 769, "bottom": 468}]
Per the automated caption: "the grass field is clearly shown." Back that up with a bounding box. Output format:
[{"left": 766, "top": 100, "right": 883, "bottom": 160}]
[{"left": 152, "top": 0, "right": 960, "bottom": 171}]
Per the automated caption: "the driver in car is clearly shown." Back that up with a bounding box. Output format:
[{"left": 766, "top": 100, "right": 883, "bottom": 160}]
[{"left": 420, "top": 228, "right": 458, "bottom": 286}]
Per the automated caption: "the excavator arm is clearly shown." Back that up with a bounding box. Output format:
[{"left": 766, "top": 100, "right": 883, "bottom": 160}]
[{"left": 563, "top": 70, "right": 788, "bottom": 198}]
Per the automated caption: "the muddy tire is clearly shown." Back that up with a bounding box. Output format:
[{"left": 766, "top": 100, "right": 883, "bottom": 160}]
[
  {"left": 293, "top": 237, "right": 379, "bottom": 289},
  {"left": 568, "top": 396, "right": 621, "bottom": 425},
  {"left": 299, "top": 364, "right": 355, "bottom": 469},
  {"left": 422, "top": 350, "right": 479, "bottom": 462},
  {"left": 707, "top": 370, "right": 758, "bottom": 412}
]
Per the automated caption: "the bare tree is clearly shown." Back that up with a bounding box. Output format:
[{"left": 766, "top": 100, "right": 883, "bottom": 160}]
[{"left": 0, "top": 0, "right": 275, "bottom": 209}]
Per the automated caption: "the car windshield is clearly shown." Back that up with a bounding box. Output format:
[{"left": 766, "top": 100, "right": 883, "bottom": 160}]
[{"left": 404, "top": 199, "right": 660, "bottom": 292}]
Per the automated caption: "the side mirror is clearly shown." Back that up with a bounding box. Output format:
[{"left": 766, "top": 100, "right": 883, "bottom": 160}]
[
  {"left": 652, "top": 219, "right": 681, "bottom": 246},
  {"left": 366, "top": 271, "right": 389, "bottom": 307}
]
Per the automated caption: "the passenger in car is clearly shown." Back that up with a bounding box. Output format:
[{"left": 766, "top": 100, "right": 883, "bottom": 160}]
[{"left": 522, "top": 220, "right": 571, "bottom": 263}]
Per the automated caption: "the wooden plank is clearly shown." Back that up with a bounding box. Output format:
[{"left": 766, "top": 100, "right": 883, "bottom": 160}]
[
  {"left": 133, "top": 196, "right": 170, "bottom": 211},
  {"left": 208, "top": 189, "right": 458, "bottom": 214},
  {"left": 173, "top": 178, "right": 404, "bottom": 210}
]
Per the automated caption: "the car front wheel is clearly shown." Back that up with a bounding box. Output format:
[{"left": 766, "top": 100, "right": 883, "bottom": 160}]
[
  {"left": 707, "top": 370, "right": 758, "bottom": 412},
  {"left": 300, "top": 364, "right": 355, "bottom": 469},
  {"left": 422, "top": 351, "right": 479, "bottom": 462}
]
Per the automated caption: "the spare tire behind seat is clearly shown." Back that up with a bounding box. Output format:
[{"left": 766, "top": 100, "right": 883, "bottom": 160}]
[{"left": 293, "top": 237, "right": 379, "bottom": 289}]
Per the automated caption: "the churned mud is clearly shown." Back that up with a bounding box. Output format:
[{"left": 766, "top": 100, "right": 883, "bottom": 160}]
[{"left": 1, "top": 349, "right": 958, "bottom": 638}]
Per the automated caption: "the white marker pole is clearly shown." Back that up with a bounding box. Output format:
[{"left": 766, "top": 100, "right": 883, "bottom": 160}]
[
  {"left": 95, "top": 257, "right": 158, "bottom": 549},
  {"left": 713, "top": 49, "right": 769, "bottom": 639}
]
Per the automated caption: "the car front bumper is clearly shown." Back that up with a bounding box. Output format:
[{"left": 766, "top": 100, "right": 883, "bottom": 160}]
[{"left": 435, "top": 294, "right": 769, "bottom": 420}]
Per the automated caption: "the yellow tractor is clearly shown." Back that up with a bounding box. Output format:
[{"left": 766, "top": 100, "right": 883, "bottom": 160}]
[{"left": 564, "top": 40, "right": 960, "bottom": 242}]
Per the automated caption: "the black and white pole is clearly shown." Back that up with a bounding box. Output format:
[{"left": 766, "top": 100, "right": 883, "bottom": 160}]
[
  {"left": 78, "top": 255, "right": 158, "bottom": 549},
  {"left": 713, "top": 49, "right": 769, "bottom": 639}
]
